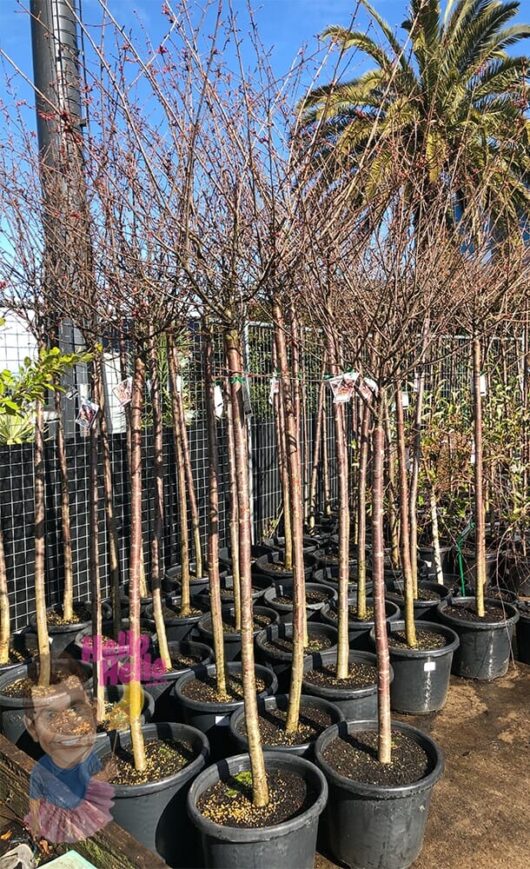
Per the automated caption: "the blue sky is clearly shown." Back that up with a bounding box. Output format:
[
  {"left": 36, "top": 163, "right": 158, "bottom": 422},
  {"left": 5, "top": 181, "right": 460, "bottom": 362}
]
[{"left": 0, "top": 1, "right": 405, "bottom": 114}]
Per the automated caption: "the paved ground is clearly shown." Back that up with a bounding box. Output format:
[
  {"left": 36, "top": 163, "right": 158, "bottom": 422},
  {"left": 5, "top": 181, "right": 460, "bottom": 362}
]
[{"left": 316, "top": 663, "right": 530, "bottom": 869}]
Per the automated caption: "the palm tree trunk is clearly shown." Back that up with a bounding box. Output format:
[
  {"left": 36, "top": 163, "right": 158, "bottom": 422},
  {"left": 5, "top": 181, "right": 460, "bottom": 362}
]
[
  {"left": 225, "top": 328, "right": 268, "bottom": 807},
  {"left": 34, "top": 395, "right": 50, "bottom": 687},
  {"left": 149, "top": 338, "right": 171, "bottom": 670},
  {"left": 167, "top": 338, "right": 191, "bottom": 616},
  {"left": 54, "top": 385, "right": 74, "bottom": 622},
  {"left": 129, "top": 353, "right": 147, "bottom": 772},
  {"left": 273, "top": 300, "right": 305, "bottom": 731},
  {"left": 326, "top": 334, "right": 349, "bottom": 680},
  {"left": 356, "top": 401, "right": 371, "bottom": 620},
  {"left": 225, "top": 394, "right": 241, "bottom": 630},
  {"left": 92, "top": 357, "right": 121, "bottom": 639},
  {"left": 395, "top": 384, "right": 417, "bottom": 648},
  {"left": 89, "top": 363, "right": 104, "bottom": 722},
  {"left": 204, "top": 321, "right": 227, "bottom": 697},
  {"left": 0, "top": 524, "right": 10, "bottom": 665},
  {"left": 308, "top": 361, "right": 326, "bottom": 530},
  {"left": 473, "top": 335, "right": 486, "bottom": 618}
]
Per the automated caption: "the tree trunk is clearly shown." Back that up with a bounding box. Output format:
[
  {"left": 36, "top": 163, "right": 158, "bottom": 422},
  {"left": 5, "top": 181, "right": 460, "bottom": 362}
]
[
  {"left": 120, "top": 340, "right": 147, "bottom": 599},
  {"left": 225, "top": 393, "right": 241, "bottom": 630},
  {"left": 167, "top": 336, "right": 191, "bottom": 616},
  {"left": 384, "top": 400, "right": 400, "bottom": 570},
  {"left": 89, "top": 363, "right": 104, "bottom": 722},
  {"left": 225, "top": 328, "right": 268, "bottom": 807},
  {"left": 308, "top": 361, "right": 326, "bottom": 530},
  {"left": 0, "top": 524, "right": 10, "bottom": 665},
  {"left": 204, "top": 321, "right": 227, "bottom": 697},
  {"left": 409, "top": 327, "right": 429, "bottom": 597},
  {"left": 34, "top": 397, "right": 50, "bottom": 687},
  {"left": 129, "top": 353, "right": 147, "bottom": 772},
  {"left": 322, "top": 397, "right": 331, "bottom": 516},
  {"left": 356, "top": 401, "right": 371, "bottom": 620},
  {"left": 326, "top": 334, "right": 349, "bottom": 680},
  {"left": 273, "top": 301, "right": 305, "bottom": 731},
  {"left": 395, "top": 384, "right": 417, "bottom": 648},
  {"left": 430, "top": 487, "right": 444, "bottom": 584},
  {"left": 54, "top": 385, "right": 74, "bottom": 622},
  {"left": 275, "top": 372, "right": 292, "bottom": 569},
  {"left": 149, "top": 338, "right": 171, "bottom": 670},
  {"left": 92, "top": 357, "right": 122, "bottom": 639},
  {"left": 169, "top": 338, "right": 203, "bottom": 578},
  {"left": 473, "top": 336, "right": 486, "bottom": 618},
  {"left": 372, "top": 404, "right": 392, "bottom": 764}
]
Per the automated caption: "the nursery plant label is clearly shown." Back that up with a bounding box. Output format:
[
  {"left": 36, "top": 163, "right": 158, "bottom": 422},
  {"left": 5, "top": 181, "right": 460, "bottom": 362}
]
[
  {"left": 76, "top": 398, "right": 99, "bottom": 430},
  {"left": 113, "top": 376, "right": 132, "bottom": 407},
  {"left": 424, "top": 661, "right": 436, "bottom": 672},
  {"left": 214, "top": 384, "right": 224, "bottom": 418},
  {"left": 268, "top": 374, "right": 279, "bottom": 405},
  {"left": 215, "top": 714, "right": 230, "bottom": 727},
  {"left": 329, "top": 374, "right": 355, "bottom": 403}
]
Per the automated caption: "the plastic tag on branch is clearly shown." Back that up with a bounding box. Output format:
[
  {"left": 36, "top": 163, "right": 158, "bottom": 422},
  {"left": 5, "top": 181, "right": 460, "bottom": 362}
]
[
  {"left": 214, "top": 384, "right": 224, "bottom": 419},
  {"left": 413, "top": 372, "right": 420, "bottom": 392},
  {"left": 328, "top": 374, "right": 355, "bottom": 404},
  {"left": 269, "top": 375, "right": 279, "bottom": 406},
  {"left": 355, "top": 375, "right": 378, "bottom": 403},
  {"left": 76, "top": 398, "right": 99, "bottom": 431},
  {"left": 470, "top": 374, "right": 487, "bottom": 396},
  {"left": 64, "top": 386, "right": 78, "bottom": 401},
  {"left": 113, "top": 376, "right": 132, "bottom": 407},
  {"left": 401, "top": 391, "right": 410, "bottom": 408}
]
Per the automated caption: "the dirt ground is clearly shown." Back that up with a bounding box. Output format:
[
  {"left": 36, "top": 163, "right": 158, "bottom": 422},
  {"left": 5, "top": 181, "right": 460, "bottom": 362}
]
[{"left": 315, "top": 662, "right": 530, "bottom": 869}]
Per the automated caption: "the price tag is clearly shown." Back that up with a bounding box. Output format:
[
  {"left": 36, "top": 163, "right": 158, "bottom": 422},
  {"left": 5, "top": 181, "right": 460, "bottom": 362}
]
[{"left": 424, "top": 661, "right": 436, "bottom": 672}]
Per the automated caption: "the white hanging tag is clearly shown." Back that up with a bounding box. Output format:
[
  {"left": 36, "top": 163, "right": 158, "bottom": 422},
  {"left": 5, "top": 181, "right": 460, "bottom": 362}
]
[
  {"left": 268, "top": 375, "right": 279, "bottom": 406},
  {"left": 214, "top": 384, "right": 224, "bottom": 419},
  {"left": 479, "top": 374, "right": 487, "bottom": 396},
  {"left": 424, "top": 661, "right": 436, "bottom": 672},
  {"left": 470, "top": 438, "right": 476, "bottom": 464},
  {"left": 65, "top": 386, "right": 78, "bottom": 400},
  {"left": 113, "top": 376, "right": 132, "bottom": 407},
  {"left": 329, "top": 374, "right": 354, "bottom": 404},
  {"left": 413, "top": 372, "right": 420, "bottom": 392},
  {"left": 242, "top": 379, "right": 252, "bottom": 417},
  {"left": 76, "top": 398, "right": 99, "bottom": 430},
  {"left": 363, "top": 377, "right": 378, "bottom": 396},
  {"left": 401, "top": 391, "right": 409, "bottom": 408},
  {"left": 176, "top": 374, "right": 183, "bottom": 394}
]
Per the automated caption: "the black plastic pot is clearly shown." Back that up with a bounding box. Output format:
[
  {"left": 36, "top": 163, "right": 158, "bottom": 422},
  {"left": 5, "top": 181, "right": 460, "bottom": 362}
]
[
  {"left": 312, "top": 549, "right": 361, "bottom": 574},
  {"left": 144, "top": 598, "right": 207, "bottom": 643},
  {"left": 319, "top": 597, "right": 401, "bottom": 650},
  {"left": 437, "top": 596, "right": 519, "bottom": 680},
  {"left": 96, "top": 721, "right": 209, "bottom": 868},
  {"left": 458, "top": 548, "right": 501, "bottom": 587},
  {"left": 27, "top": 601, "right": 109, "bottom": 656},
  {"left": 385, "top": 580, "right": 451, "bottom": 621},
  {"left": 515, "top": 602, "right": 530, "bottom": 665},
  {"left": 122, "top": 585, "right": 153, "bottom": 615},
  {"left": 263, "top": 581, "right": 337, "bottom": 624},
  {"left": 255, "top": 549, "right": 316, "bottom": 581},
  {"left": 94, "top": 683, "right": 155, "bottom": 747},
  {"left": 196, "top": 573, "right": 272, "bottom": 608},
  {"left": 315, "top": 719, "right": 444, "bottom": 869},
  {"left": 229, "top": 693, "right": 344, "bottom": 758},
  {"left": 162, "top": 562, "right": 217, "bottom": 598},
  {"left": 368, "top": 620, "right": 460, "bottom": 714},
  {"left": 313, "top": 566, "right": 374, "bottom": 599},
  {"left": 255, "top": 622, "right": 338, "bottom": 692},
  {"left": 263, "top": 534, "right": 321, "bottom": 554},
  {"left": 187, "top": 751, "right": 328, "bottom": 869},
  {"left": 196, "top": 605, "right": 279, "bottom": 662},
  {"left": 147, "top": 640, "right": 214, "bottom": 721},
  {"left": 418, "top": 543, "right": 454, "bottom": 577},
  {"left": 173, "top": 662, "right": 277, "bottom": 760},
  {"left": 73, "top": 619, "right": 155, "bottom": 663},
  {"left": 0, "top": 661, "right": 92, "bottom": 758},
  {"left": 301, "top": 649, "right": 383, "bottom": 720}
]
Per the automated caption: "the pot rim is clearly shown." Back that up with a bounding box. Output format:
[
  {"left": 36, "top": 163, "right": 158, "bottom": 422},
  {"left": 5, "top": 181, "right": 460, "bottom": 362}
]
[
  {"left": 197, "top": 605, "right": 279, "bottom": 641},
  {"left": 301, "top": 649, "right": 386, "bottom": 699},
  {"left": 263, "top": 582, "right": 337, "bottom": 612},
  {"left": 437, "top": 596, "right": 519, "bottom": 629},
  {"left": 255, "top": 623, "right": 338, "bottom": 663},
  {"left": 368, "top": 620, "right": 460, "bottom": 659},
  {"left": 228, "top": 692, "right": 344, "bottom": 753},
  {"left": 173, "top": 662, "right": 277, "bottom": 712},
  {"left": 314, "top": 719, "right": 444, "bottom": 799},
  {"left": 187, "top": 750, "right": 328, "bottom": 842},
  {"left": 96, "top": 721, "right": 209, "bottom": 797}
]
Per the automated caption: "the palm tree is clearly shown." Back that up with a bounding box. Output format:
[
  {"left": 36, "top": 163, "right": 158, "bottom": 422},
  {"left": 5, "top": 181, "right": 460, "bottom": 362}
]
[{"left": 301, "top": 0, "right": 530, "bottom": 229}]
